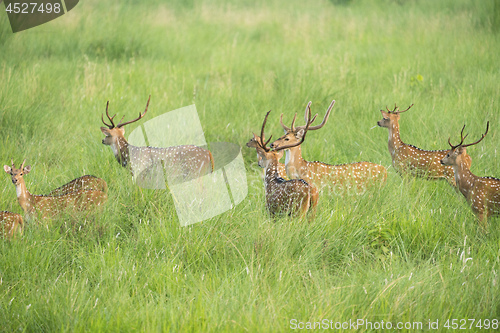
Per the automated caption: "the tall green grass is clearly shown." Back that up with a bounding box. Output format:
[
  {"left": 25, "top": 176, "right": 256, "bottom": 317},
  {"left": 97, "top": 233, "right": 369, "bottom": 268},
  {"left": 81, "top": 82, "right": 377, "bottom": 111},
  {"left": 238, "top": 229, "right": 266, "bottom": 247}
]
[{"left": 1, "top": 0, "right": 499, "bottom": 331}]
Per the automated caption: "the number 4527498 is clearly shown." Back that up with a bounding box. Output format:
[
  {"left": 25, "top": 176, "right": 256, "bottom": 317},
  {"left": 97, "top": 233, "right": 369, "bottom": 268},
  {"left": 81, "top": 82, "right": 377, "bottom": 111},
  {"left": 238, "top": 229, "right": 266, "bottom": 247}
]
[
  {"left": 5, "top": 2, "right": 61, "bottom": 14},
  {"left": 443, "top": 319, "right": 498, "bottom": 330}
]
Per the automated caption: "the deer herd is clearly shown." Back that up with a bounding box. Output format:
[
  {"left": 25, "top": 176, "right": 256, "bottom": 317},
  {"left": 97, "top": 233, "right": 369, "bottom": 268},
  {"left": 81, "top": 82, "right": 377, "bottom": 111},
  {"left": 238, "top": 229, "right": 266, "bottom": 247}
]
[{"left": 1, "top": 97, "right": 498, "bottom": 239}]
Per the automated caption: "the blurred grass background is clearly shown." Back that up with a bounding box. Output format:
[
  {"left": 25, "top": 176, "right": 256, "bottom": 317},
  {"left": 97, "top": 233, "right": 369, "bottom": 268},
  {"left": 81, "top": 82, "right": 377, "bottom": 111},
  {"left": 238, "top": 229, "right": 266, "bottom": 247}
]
[{"left": 0, "top": 0, "right": 499, "bottom": 331}]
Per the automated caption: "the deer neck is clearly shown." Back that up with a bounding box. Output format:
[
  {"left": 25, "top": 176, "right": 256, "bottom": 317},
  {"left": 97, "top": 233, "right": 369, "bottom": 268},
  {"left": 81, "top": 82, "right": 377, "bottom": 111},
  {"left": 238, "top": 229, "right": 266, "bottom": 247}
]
[
  {"left": 285, "top": 145, "right": 306, "bottom": 178},
  {"left": 264, "top": 157, "right": 283, "bottom": 190},
  {"left": 14, "top": 178, "right": 34, "bottom": 214},
  {"left": 387, "top": 122, "right": 404, "bottom": 155},
  {"left": 112, "top": 136, "right": 130, "bottom": 167},
  {"left": 453, "top": 158, "right": 477, "bottom": 199}
]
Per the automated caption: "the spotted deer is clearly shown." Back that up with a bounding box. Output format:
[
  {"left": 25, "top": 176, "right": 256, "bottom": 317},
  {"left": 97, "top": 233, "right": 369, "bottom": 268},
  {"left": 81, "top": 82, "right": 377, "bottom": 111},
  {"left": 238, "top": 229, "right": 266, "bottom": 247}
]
[
  {"left": 0, "top": 211, "right": 23, "bottom": 239},
  {"left": 271, "top": 100, "right": 387, "bottom": 195},
  {"left": 47, "top": 175, "right": 107, "bottom": 196},
  {"left": 100, "top": 96, "right": 214, "bottom": 185},
  {"left": 440, "top": 122, "right": 499, "bottom": 227},
  {"left": 377, "top": 104, "right": 472, "bottom": 186},
  {"left": 4, "top": 160, "right": 107, "bottom": 220},
  {"left": 246, "top": 133, "right": 287, "bottom": 179},
  {"left": 247, "top": 110, "right": 319, "bottom": 218}
]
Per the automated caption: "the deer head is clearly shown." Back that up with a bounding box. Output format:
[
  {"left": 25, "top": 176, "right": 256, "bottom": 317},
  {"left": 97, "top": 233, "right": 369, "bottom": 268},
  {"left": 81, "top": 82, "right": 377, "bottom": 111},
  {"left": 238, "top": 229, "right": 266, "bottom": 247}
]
[
  {"left": 441, "top": 122, "right": 489, "bottom": 166},
  {"left": 377, "top": 103, "right": 414, "bottom": 128},
  {"left": 100, "top": 95, "right": 150, "bottom": 146},
  {"left": 270, "top": 100, "right": 334, "bottom": 150},
  {"left": 3, "top": 159, "right": 31, "bottom": 185},
  {"left": 253, "top": 109, "right": 312, "bottom": 168}
]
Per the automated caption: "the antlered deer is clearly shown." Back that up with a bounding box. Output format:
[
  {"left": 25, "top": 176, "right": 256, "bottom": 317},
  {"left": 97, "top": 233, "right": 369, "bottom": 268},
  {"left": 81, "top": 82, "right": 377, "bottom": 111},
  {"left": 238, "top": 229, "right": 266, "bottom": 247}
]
[
  {"left": 246, "top": 133, "right": 287, "bottom": 179},
  {"left": 377, "top": 104, "right": 471, "bottom": 186},
  {"left": 0, "top": 211, "right": 23, "bottom": 239},
  {"left": 440, "top": 122, "right": 499, "bottom": 227},
  {"left": 4, "top": 160, "right": 107, "bottom": 220},
  {"left": 100, "top": 96, "right": 214, "bottom": 185},
  {"left": 247, "top": 110, "right": 318, "bottom": 218},
  {"left": 271, "top": 100, "right": 387, "bottom": 195}
]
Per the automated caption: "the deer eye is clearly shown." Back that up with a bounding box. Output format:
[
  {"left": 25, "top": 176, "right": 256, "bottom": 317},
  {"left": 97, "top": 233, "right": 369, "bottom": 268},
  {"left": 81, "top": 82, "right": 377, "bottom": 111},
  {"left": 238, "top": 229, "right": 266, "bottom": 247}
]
[{"left": 285, "top": 138, "right": 289, "bottom": 141}]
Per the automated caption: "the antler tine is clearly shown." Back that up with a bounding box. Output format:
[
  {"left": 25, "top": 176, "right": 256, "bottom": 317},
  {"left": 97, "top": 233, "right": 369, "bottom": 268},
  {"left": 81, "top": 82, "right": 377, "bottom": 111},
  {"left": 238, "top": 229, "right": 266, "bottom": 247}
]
[
  {"left": 259, "top": 110, "right": 272, "bottom": 152},
  {"left": 386, "top": 104, "right": 398, "bottom": 113},
  {"left": 448, "top": 124, "right": 468, "bottom": 149},
  {"left": 308, "top": 99, "right": 335, "bottom": 131},
  {"left": 279, "top": 113, "right": 291, "bottom": 132},
  {"left": 20, "top": 159, "right": 26, "bottom": 170},
  {"left": 295, "top": 102, "right": 316, "bottom": 131},
  {"left": 11, "top": 159, "right": 14, "bottom": 169},
  {"left": 303, "top": 101, "right": 313, "bottom": 123},
  {"left": 462, "top": 121, "right": 489, "bottom": 148},
  {"left": 101, "top": 101, "right": 116, "bottom": 129},
  {"left": 396, "top": 103, "right": 414, "bottom": 114},
  {"left": 274, "top": 105, "right": 312, "bottom": 152},
  {"left": 117, "top": 95, "right": 151, "bottom": 128},
  {"left": 290, "top": 113, "right": 297, "bottom": 132},
  {"left": 459, "top": 124, "right": 469, "bottom": 145}
]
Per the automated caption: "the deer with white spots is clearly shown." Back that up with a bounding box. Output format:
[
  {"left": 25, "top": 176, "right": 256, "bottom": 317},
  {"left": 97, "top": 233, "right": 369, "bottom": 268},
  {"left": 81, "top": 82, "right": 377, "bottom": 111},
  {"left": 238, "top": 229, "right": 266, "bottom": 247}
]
[
  {"left": 247, "top": 110, "right": 319, "bottom": 219},
  {"left": 440, "top": 122, "right": 499, "bottom": 227},
  {"left": 377, "top": 104, "right": 471, "bottom": 186},
  {"left": 47, "top": 175, "right": 107, "bottom": 196},
  {"left": 4, "top": 160, "right": 107, "bottom": 220},
  {"left": 100, "top": 96, "right": 214, "bottom": 184},
  {"left": 0, "top": 211, "right": 23, "bottom": 239},
  {"left": 271, "top": 100, "right": 387, "bottom": 195},
  {"left": 246, "top": 133, "right": 287, "bottom": 180}
]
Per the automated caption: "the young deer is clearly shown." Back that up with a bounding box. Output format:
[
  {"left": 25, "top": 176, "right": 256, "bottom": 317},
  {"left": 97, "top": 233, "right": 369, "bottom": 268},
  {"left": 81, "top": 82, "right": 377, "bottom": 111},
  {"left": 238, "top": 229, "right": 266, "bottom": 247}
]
[
  {"left": 377, "top": 104, "right": 472, "bottom": 186},
  {"left": 247, "top": 110, "right": 319, "bottom": 219},
  {"left": 4, "top": 160, "right": 107, "bottom": 220},
  {"left": 246, "top": 133, "right": 287, "bottom": 179},
  {"left": 271, "top": 100, "right": 387, "bottom": 195},
  {"left": 440, "top": 122, "right": 499, "bottom": 227},
  {"left": 0, "top": 211, "right": 23, "bottom": 239},
  {"left": 100, "top": 96, "right": 214, "bottom": 184},
  {"left": 47, "top": 175, "right": 107, "bottom": 196}
]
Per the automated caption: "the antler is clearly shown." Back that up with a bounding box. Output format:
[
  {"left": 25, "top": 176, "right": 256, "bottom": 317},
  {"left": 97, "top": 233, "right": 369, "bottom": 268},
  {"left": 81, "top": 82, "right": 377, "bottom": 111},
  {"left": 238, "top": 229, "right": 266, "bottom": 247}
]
[
  {"left": 448, "top": 122, "right": 489, "bottom": 149},
  {"left": 116, "top": 95, "right": 150, "bottom": 128},
  {"left": 305, "top": 99, "right": 334, "bottom": 131},
  {"left": 385, "top": 103, "right": 414, "bottom": 114},
  {"left": 257, "top": 110, "right": 273, "bottom": 152},
  {"left": 101, "top": 101, "right": 117, "bottom": 129},
  {"left": 101, "top": 95, "right": 151, "bottom": 129},
  {"left": 280, "top": 112, "right": 297, "bottom": 132},
  {"left": 274, "top": 106, "right": 312, "bottom": 151}
]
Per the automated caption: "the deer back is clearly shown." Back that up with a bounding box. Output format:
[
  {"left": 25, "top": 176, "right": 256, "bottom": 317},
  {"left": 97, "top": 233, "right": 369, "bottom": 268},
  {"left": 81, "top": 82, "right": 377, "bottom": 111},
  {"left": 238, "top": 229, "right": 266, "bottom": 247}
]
[
  {"left": 0, "top": 211, "right": 23, "bottom": 239},
  {"left": 47, "top": 175, "right": 108, "bottom": 196}
]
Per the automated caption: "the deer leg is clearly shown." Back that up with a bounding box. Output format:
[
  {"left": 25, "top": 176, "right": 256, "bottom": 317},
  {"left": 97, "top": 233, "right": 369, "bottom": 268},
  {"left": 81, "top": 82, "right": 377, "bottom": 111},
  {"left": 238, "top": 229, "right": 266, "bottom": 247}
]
[
  {"left": 298, "top": 195, "right": 310, "bottom": 220},
  {"left": 308, "top": 187, "right": 319, "bottom": 220}
]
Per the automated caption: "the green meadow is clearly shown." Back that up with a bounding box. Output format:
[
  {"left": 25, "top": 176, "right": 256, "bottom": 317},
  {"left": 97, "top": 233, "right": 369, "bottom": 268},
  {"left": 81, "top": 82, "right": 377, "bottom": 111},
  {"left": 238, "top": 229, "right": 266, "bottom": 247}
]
[{"left": 1, "top": 0, "right": 500, "bottom": 331}]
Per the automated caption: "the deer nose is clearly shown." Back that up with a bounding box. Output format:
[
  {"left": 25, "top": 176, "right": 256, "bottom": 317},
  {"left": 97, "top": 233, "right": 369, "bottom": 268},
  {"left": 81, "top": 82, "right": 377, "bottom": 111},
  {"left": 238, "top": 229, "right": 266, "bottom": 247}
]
[
  {"left": 12, "top": 178, "right": 17, "bottom": 184},
  {"left": 440, "top": 160, "right": 445, "bottom": 165},
  {"left": 270, "top": 143, "right": 276, "bottom": 149}
]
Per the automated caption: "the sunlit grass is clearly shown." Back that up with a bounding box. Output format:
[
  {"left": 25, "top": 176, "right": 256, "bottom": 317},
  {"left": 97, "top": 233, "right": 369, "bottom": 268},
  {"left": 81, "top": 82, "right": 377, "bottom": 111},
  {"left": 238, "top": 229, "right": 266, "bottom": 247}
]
[{"left": 0, "top": 0, "right": 499, "bottom": 331}]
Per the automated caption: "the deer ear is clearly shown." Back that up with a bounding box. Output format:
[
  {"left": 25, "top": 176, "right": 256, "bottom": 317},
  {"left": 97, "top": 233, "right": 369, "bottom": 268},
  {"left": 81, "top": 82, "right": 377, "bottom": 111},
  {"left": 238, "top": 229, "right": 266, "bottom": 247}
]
[
  {"left": 296, "top": 129, "right": 305, "bottom": 138},
  {"left": 100, "top": 127, "right": 111, "bottom": 135},
  {"left": 380, "top": 110, "right": 389, "bottom": 118},
  {"left": 23, "top": 165, "right": 31, "bottom": 174},
  {"left": 458, "top": 147, "right": 466, "bottom": 154},
  {"left": 3, "top": 165, "right": 11, "bottom": 173}
]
